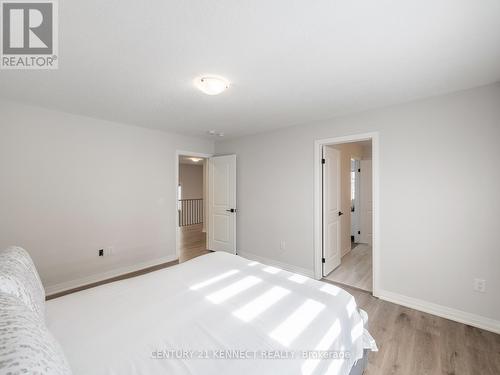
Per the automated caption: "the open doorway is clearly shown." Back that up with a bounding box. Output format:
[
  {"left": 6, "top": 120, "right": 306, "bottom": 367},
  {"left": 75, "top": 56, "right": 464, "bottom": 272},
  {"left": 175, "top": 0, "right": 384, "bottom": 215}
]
[
  {"left": 177, "top": 154, "right": 211, "bottom": 262},
  {"left": 316, "top": 136, "right": 376, "bottom": 293},
  {"left": 176, "top": 152, "right": 238, "bottom": 261}
]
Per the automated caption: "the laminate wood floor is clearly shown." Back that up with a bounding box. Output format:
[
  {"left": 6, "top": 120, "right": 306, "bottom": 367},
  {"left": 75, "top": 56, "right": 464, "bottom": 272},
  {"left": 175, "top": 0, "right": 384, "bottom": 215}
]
[
  {"left": 325, "top": 243, "right": 373, "bottom": 292},
  {"left": 341, "top": 284, "right": 500, "bottom": 375},
  {"left": 179, "top": 223, "right": 211, "bottom": 263}
]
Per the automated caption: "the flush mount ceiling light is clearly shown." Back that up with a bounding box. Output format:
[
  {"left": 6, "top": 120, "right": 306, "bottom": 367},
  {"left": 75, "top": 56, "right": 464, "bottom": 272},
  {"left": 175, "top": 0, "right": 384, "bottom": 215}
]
[
  {"left": 195, "top": 76, "right": 230, "bottom": 95},
  {"left": 207, "top": 130, "right": 225, "bottom": 137},
  {"left": 189, "top": 157, "right": 203, "bottom": 162}
]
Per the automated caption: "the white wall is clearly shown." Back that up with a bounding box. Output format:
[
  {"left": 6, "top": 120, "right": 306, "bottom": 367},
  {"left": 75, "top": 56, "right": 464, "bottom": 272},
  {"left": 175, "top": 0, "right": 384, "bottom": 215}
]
[
  {"left": 0, "top": 100, "right": 213, "bottom": 293},
  {"left": 215, "top": 83, "right": 500, "bottom": 326},
  {"left": 179, "top": 164, "right": 203, "bottom": 199}
]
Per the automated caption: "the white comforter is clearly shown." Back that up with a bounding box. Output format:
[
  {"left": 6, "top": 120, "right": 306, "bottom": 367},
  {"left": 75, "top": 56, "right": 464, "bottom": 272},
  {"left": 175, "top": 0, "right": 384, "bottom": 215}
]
[{"left": 46, "top": 252, "right": 375, "bottom": 375}]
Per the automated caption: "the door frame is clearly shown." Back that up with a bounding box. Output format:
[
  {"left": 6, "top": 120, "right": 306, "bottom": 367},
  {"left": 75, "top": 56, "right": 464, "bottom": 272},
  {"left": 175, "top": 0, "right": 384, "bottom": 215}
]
[
  {"left": 313, "top": 132, "right": 380, "bottom": 296},
  {"left": 175, "top": 150, "right": 213, "bottom": 259}
]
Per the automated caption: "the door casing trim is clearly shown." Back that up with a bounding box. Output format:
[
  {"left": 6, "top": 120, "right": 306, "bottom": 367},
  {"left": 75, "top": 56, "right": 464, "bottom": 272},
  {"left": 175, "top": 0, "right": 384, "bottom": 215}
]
[
  {"left": 313, "top": 132, "right": 380, "bottom": 297},
  {"left": 175, "top": 150, "right": 213, "bottom": 259}
]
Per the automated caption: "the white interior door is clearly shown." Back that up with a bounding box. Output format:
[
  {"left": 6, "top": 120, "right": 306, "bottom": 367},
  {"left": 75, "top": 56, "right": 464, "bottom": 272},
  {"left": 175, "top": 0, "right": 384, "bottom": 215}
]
[
  {"left": 351, "top": 159, "right": 361, "bottom": 243},
  {"left": 360, "top": 159, "right": 373, "bottom": 245},
  {"left": 323, "top": 146, "right": 342, "bottom": 276},
  {"left": 208, "top": 155, "right": 236, "bottom": 253}
]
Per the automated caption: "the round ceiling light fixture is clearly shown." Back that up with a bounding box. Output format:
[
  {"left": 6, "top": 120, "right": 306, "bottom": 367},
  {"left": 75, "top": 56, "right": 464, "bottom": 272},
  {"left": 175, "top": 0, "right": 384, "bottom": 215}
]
[
  {"left": 189, "top": 157, "right": 203, "bottom": 163},
  {"left": 195, "top": 76, "right": 230, "bottom": 95},
  {"left": 207, "top": 130, "right": 225, "bottom": 137}
]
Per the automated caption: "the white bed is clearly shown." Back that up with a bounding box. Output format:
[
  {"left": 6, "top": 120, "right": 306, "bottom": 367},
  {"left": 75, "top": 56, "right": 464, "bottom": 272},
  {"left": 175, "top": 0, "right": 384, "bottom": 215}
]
[{"left": 46, "top": 252, "right": 376, "bottom": 375}]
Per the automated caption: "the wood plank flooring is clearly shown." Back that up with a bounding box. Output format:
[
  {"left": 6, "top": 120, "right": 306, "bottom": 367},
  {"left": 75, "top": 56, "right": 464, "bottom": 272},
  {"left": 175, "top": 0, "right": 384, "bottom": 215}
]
[
  {"left": 342, "top": 285, "right": 500, "bottom": 375},
  {"left": 178, "top": 223, "right": 211, "bottom": 262},
  {"left": 46, "top": 259, "right": 179, "bottom": 300},
  {"left": 325, "top": 243, "right": 373, "bottom": 292}
]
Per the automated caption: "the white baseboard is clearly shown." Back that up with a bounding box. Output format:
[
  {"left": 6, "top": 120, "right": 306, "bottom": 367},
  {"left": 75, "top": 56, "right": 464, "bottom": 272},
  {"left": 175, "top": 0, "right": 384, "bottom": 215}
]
[
  {"left": 44, "top": 252, "right": 499, "bottom": 335},
  {"left": 45, "top": 254, "right": 178, "bottom": 296},
  {"left": 237, "top": 251, "right": 315, "bottom": 278},
  {"left": 378, "top": 289, "right": 500, "bottom": 334}
]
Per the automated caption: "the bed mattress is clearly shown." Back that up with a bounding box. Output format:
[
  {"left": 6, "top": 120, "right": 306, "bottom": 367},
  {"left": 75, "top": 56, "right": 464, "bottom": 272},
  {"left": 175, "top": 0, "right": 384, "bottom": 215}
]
[{"left": 46, "top": 252, "right": 375, "bottom": 375}]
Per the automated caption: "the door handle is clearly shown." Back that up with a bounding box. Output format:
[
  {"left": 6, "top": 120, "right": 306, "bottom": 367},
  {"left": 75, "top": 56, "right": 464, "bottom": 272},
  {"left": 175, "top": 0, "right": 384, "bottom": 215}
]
[
  {"left": 338, "top": 211, "right": 344, "bottom": 216},
  {"left": 226, "top": 208, "right": 237, "bottom": 213}
]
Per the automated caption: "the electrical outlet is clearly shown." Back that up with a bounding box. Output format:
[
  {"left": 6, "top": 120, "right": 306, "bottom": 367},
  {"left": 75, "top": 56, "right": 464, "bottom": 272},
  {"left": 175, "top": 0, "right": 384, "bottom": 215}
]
[
  {"left": 280, "top": 240, "right": 286, "bottom": 250},
  {"left": 473, "top": 278, "right": 486, "bottom": 293},
  {"left": 98, "top": 249, "right": 104, "bottom": 257},
  {"left": 106, "top": 246, "right": 114, "bottom": 256}
]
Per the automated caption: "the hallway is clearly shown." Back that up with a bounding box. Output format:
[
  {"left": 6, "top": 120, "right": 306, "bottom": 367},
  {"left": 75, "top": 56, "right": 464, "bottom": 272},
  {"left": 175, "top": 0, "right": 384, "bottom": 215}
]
[
  {"left": 178, "top": 224, "right": 210, "bottom": 263},
  {"left": 324, "top": 244, "right": 373, "bottom": 292}
]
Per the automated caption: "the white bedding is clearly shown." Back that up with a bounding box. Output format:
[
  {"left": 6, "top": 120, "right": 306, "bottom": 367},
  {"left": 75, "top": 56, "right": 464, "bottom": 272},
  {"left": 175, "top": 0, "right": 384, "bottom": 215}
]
[{"left": 46, "top": 252, "right": 376, "bottom": 375}]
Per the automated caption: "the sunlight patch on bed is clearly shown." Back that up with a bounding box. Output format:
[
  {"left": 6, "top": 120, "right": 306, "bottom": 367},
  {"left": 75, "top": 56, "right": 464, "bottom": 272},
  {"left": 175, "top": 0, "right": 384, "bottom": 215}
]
[
  {"left": 262, "top": 266, "right": 280, "bottom": 274},
  {"left": 288, "top": 274, "right": 308, "bottom": 284},
  {"left": 269, "top": 299, "right": 325, "bottom": 347},
  {"left": 233, "top": 286, "right": 290, "bottom": 322},
  {"left": 301, "top": 319, "right": 341, "bottom": 375},
  {"left": 206, "top": 276, "right": 261, "bottom": 304},
  {"left": 189, "top": 270, "right": 239, "bottom": 291},
  {"left": 320, "top": 284, "right": 340, "bottom": 296}
]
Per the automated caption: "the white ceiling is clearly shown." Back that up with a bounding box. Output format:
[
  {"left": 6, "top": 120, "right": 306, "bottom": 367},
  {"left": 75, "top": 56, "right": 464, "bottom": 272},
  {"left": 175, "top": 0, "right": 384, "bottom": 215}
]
[{"left": 1, "top": 1, "right": 500, "bottom": 139}]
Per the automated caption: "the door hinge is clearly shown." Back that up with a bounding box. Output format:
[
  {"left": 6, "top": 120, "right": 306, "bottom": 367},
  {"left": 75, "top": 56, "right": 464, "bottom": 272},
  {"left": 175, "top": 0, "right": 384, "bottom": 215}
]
[
  {"left": 358, "top": 168, "right": 361, "bottom": 172},
  {"left": 358, "top": 230, "right": 361, "bottom": 235},
  {"left": 322, "top": 257, "right": 326, "bottom": 263},
  {"left": 321, "top": 158, "right": 326, "bottom": 164}
]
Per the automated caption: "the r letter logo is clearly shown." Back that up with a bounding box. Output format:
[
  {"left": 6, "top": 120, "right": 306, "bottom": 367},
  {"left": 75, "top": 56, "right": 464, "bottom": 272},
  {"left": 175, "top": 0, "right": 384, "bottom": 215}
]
[{"left": 1, "top": 0, "right": 58, "bottom": 69}]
